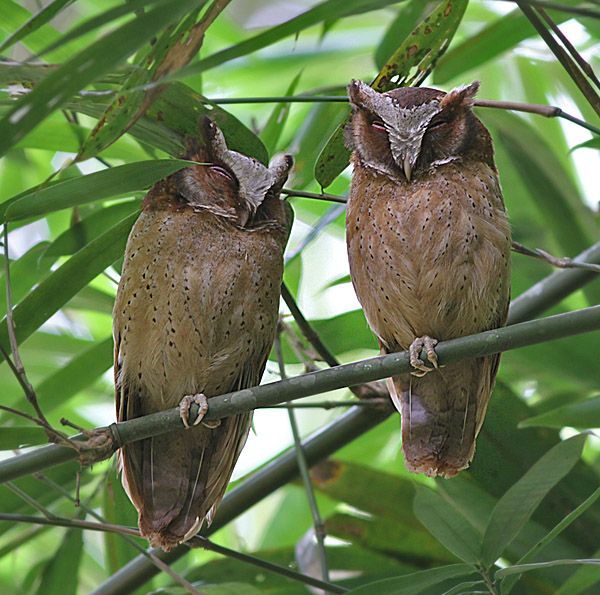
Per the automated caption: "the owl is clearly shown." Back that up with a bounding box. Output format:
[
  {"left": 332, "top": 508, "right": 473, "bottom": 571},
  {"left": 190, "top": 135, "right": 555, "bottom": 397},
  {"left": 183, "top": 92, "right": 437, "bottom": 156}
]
[
  {"left": 113, "top": 117, "right": 293, "bottom": 550},
  {"left": 346, "top": 80, "right": 511, "bottom": 478}
]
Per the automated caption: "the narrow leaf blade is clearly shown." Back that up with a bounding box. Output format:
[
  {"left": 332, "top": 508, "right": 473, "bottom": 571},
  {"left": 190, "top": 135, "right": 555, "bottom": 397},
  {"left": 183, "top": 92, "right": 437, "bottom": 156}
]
[{"left": 481, "top": 433, "right": 587, "bottom": 567}]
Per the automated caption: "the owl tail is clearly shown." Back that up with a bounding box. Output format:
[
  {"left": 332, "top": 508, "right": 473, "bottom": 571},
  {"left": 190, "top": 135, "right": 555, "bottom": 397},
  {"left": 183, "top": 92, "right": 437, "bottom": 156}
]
[
  {"left": 119, "top": 412, "right": 251, "bottom": 551},
  {"left": 387, "top": 356, "right": 498, "bottom": 478}
]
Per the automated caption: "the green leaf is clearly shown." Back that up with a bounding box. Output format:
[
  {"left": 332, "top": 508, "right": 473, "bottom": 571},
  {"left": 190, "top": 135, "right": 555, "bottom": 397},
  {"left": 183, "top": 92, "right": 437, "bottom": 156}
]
[
  {"left": 434, "top": 7, "right": 570, "bottom": 84},
  {"left": 483, "top": 110, "right": 597, "bottom": 258},
  {"left": 35, "top": 337, "right": 114, "bottom": 414},
  {"left": 0, "top": 1, "right": 69, "bottom": 61},
  {"left": 502, "top": 486, "right": 600, "bottom": 594},
  {"left": 102, "top": 467, "right": 141, "bottom": 574},
  {"left": 0, "top": 427, "right": 48, "bottom": 450},
  {"left": 497, "top": 559, "right": 600, "bottom": 579},
  {"left": 3, "top": 160, "right": 187, "bottom": 221},
  {"left": 145, "top": 83, "right": 269, "bottom": 164},
  {"left": 260, "top": 71, "right": 302, "bottom": 156},
  {"left": 481, "top": 433, "right": 587, "bottom": 567},
  {"left": 0, "top": 0, "right": 72, "bottom": 55},
  {"left": 519, "top": 397, "right": 600, "bottom": 429},
  {"left": 440, "top": 580, "right": 485, "bottom": 595},
  {"left": 555, "top": 556, "right": 600, "bottom": 595},
  {"left": 35, "top": 528, "right": 83, "bottom": 595},
  {"left": 572, "top": 137, "right": 600, "bottom": 152},
  {"left": 0, "top": 214, "right": 136, "bottom": 354},
  {"left": 315, "top": 0, "right": 469, "bottom": 188},
  {"left": 374, "top": 1, "right": 441, "bottom": 70},
  {"left": 345, "top": 564, "right": 476, "bottom": 595},
  {"left": 413, "top": 484, "right": 482, "bottom": 564},
  {"left": 43, "top": 201, "right": 140, "bottom": 257},
  {"left": 0, "top": 0, "right": 205, "bottom": 156},
  {"left": 36, "top": 0, "right": 170, "bottom": 59},
  {"left": 175, "top": 0, "right": 403, "bottom": 81},
  {"left": 150, "top": 583, "right": 265, "bottom": 595}
]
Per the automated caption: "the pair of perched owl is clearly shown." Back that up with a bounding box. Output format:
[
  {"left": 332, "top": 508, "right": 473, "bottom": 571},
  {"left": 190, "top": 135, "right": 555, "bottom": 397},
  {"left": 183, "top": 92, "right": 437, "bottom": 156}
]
[{"left": 113, "top": 81, "right": 510, "bottom": 551}]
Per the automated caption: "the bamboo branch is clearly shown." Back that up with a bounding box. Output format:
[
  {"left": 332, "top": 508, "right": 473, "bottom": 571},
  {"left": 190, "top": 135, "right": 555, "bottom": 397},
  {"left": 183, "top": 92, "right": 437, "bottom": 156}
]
[
  {"left": 2, "top": 305, "right": 600, "bottom": 485},
  {"left": 90, "top": 283, "right": 600, "bottom": 594}
]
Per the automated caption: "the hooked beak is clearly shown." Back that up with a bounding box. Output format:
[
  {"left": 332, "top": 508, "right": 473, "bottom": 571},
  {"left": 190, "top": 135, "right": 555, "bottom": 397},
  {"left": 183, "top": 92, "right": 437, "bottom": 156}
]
[{"left": 402, "top": 156, "right": 413, "bottom": 182}]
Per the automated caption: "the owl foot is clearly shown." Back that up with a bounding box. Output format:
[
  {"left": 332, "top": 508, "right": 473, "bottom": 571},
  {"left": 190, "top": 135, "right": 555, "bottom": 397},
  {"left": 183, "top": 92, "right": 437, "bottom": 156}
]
[
  {"left": 409, "top": 336, "right": 439, "bottom": 377},
  {"left": 179, "top": 394, "right": 221, "bottom": 429}
]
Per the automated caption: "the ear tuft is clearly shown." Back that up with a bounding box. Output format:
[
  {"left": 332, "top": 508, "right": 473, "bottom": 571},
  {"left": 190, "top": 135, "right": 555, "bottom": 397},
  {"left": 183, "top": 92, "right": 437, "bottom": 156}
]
[
  {"left": 440, "top": 81, "right": 480, "bottom": 109},
  {"left": 348, "top": 79, "right": 378, "bottom": 109}
]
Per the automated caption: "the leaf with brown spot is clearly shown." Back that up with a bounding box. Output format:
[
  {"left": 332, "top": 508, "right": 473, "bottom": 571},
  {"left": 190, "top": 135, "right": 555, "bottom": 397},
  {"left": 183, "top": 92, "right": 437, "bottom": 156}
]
[
  {"left": 75, "top": 1, "right": 231, "bottom": 162},
  {"left": 314, "top": 0, "right": 469, "bottom": 188}
]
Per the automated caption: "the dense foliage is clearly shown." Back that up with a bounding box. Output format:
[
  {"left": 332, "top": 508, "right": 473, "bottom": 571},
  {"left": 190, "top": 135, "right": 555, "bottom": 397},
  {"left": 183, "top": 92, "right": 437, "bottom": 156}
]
[{"left": 0, "top": 1, "right": 599, "bottom": 593}]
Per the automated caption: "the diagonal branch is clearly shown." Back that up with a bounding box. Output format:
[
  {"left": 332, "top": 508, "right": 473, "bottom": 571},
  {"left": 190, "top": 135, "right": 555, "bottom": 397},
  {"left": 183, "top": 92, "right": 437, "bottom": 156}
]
[
  {"left": 516, "top": 1, "right": 600, "bottom": 117},
  {"left": 1, "top": 304, "right": 600, "bottom": 485},
  {"left": 89, "top": 277, "right": 600, "bottom": 594}
]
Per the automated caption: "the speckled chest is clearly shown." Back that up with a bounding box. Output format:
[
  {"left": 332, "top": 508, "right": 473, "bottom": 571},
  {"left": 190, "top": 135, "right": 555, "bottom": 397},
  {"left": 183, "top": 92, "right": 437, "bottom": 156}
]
[
  {"left": 346, "top": 160, "right": 511, "bottom": 343},
  {"left": 114, "top": 205, "right": 287, "bottom": 399}
]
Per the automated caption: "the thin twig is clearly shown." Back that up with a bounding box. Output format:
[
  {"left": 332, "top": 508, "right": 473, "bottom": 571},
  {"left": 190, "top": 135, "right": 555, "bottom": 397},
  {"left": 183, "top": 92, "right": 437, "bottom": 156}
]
[
  {"left": 189, "top": 535, "right": 347, "bottom": 594},
  {"left": 2, "top": 226, "right": 74, "bottom": 448},
  {"left": 3, "top": 306, "right": 600, "bottom": 485},
  {"left": 5, "top": 482, "right": 58, "bottom": 519},
  {"left": 0, "top": 512, "right": 140, "bottom": 536},
  {"left": 275, "top": 331, "right": 331, "bottom": 589},
  {"left": 34, "top": 473, "right": 201, "bottom": 595},
  {"left": 538, "top": 10, "right": 600, "bottom": 90},
  {"left": 494, "top": 0, "right": 600, "bottom": 20},
  {"left": 282, "top": 188, "right": 347, "bottom": 204},
  {"left": 280, "top": 318, "right": 321, "bottom": 367},
  {"left": 516, "top": 2, "right": 600, "bottom": 117},
  {"left": 512, "top": 241, "right": 600, "bottom": 273},
  {"left": 281, "top": 283, "right": 388, "bottom": 402},
  {"left": 281, "top": 284, "right": 341, "bottom": 370}
]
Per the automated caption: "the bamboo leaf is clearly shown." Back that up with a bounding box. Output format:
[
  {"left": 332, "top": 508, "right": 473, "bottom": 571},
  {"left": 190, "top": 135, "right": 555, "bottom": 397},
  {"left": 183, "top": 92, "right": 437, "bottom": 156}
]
[
  {"left": 434, "top": 7, "right": 571, "bottom": 84},
  {"left": 315, "top": 0, "right": 469, "bottom": 188},
  {"left": 0, "top": 0, "right": 73, "bottom": 55},
  {"left": 0, "top": 428, "right": 48, "bottom": 450},
  {"left": 35, "top": 528, "right": 83, "bottom": 595},
  {"left": 413, "top": 484, "right": 482, "bottom": 564},
  {"left": 345, "top": 564, "right": 476, "bottom": 595},
  {"left": 481, "top": 433, "right": 587, "bottom": 567},
  {"left": 75, "top": 0, "right": 217, "bottom": 161},
  {"left": 260, "top": 71, "right": 302, "bottom": 156},
  {"left": 519, "top": 396, "right": 600, "bottom": 429},
  {"left": 175, "top": 0, "right": 403, "bottom": 81},
  {"left": 496, "top": 558, "right": 600, "bottom": 579},
  {"left": 0, "top": 214, "right": 137, "bottom": 354},
  {"left": 102, "top": 467, "right": 141, "bottom": 574},
  {"left": 0, "top": 0, "right": 204, "bottom": 156},
  {"left": 3, "top": 160, "right": 188, "bottom": 221}
]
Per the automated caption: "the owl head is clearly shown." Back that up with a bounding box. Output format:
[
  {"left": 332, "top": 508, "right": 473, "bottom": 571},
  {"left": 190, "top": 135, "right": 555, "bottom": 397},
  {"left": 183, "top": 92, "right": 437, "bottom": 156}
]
[
  {"left": 175, "top": 117, "right": 293, "bottom": 227},
  {"left": 347, "top": 79, "right": 492, "bottom": 181}
]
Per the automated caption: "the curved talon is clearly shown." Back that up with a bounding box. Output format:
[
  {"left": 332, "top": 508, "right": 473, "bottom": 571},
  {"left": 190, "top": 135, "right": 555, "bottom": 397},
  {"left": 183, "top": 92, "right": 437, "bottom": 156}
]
[
  {"left": 409, "top": 335, "right": 439, "bottom": 377},
  {"left": 179, "top": 393, "right": 209, "bottom": 428}
]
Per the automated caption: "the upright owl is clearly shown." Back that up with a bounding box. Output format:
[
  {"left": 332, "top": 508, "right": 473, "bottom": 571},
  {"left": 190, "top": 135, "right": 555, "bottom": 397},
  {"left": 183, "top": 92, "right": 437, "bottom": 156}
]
[
  {"left": 113, "top": 117, "right": 293, "bottom": 550},
  {"left": 346, "top": 80, "right": 511, "bottom": 478}
]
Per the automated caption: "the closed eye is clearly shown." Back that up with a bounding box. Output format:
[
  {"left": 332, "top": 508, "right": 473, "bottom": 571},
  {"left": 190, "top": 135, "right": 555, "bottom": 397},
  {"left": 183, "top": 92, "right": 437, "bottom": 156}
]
[
  {"left": 371, "top": 120, "right": 386, "bottom": 131},
  {"left": 209, "top": 165, "right": 234, "bottom": 181},
  {"left": 428, "top": 119, "right": 448, "bottom": 131}
]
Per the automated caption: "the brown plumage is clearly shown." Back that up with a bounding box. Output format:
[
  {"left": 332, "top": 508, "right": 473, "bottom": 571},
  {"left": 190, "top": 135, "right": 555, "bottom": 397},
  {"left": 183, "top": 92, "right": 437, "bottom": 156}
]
[
  {"left": 346, "top": 80, "right": 511, "bottom": 478},
  {"left": 113, "top": 118, "right": 293, "bottom": 550}
]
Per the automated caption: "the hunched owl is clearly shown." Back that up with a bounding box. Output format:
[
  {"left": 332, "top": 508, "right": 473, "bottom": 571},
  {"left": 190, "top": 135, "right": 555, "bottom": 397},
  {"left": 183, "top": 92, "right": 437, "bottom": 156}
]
[
  {"left": 113, "top": 117, "right": 293, "bottom": 550},
  {"left": 346, "top": 80, "right": 511, "bottom": 478}
]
